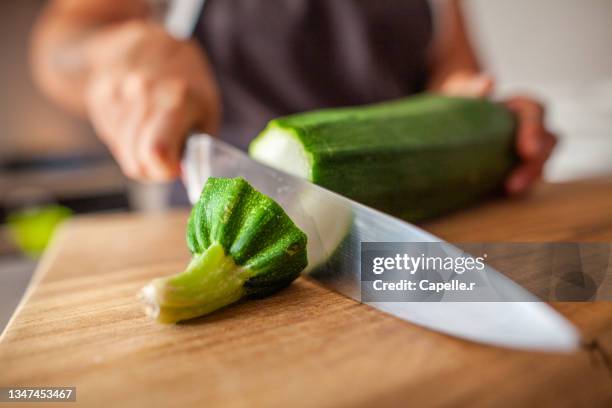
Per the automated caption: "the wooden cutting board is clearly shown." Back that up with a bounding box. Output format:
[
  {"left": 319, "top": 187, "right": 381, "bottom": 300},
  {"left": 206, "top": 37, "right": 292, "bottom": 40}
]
[{"left": 2, "top": 178, "right": 612, "bottom": 407}]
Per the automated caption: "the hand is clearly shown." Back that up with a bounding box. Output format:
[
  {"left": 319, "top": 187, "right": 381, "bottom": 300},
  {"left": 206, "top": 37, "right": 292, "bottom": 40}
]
[
  {"left": 503, "top": 97, "right": 556, "bottom": 195},
  {"left": 434, "top": 72, "right": 557, "bottom": 195},
  {"left": 84, "top": 21, "right": 220, "bottom": 181}
]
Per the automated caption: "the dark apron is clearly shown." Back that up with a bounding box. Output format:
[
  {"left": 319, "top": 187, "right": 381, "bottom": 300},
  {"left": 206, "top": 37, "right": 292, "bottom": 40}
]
[{"left": 194, "top": 0, "right": 433, "bottom": 150}]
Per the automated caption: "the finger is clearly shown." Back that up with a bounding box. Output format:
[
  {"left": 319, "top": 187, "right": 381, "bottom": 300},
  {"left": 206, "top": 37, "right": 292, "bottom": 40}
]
[
  {"left": 86, "top": 74, "right": 122, "bottom": 142},
  {"left": 107, "top": 142, "right": 141, "bottom": 180},
  {"left": 137, "top": 110, "right": 185, "bottom": 181},
  {"left": 505, "top": 97, "right": 546, "bottom": 159},
  {"left": 119, "top": 73, "right": 155, "bottom": 178},
  {"left": 87, "top": 74, "right": 143, "bottom": 178},
  {"left": 505, "top": 132, "right": 555, "bottom": 195},
  {"left": 443, "top": 73, "right": 494, "bottom": 98},
  {"left": 539, "top": 130, "right": 557, "bottom": 161},
  {"left": 120, "top": 73, "right": 154, "bottom": 136},
  {"left": 103, "top": 117, "right": 142, "bottom": 180},
  {"left": 121, "top": 72, "right": 153, "bottom": 103},
  {"left": 136, "top": 82, "right": 189, "bottom": 181},
  {"left": 506, "top": 128, "right": 557, "bottom": 194},
  {"left": 465, "top": 74, "right": 494, "bottom": 97},
  {"left": 505, "top": 159, "right": 545, "bottom": 195}
]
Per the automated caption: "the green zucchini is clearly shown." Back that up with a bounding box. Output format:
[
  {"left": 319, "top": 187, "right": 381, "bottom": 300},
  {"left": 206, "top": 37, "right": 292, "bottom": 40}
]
[
  {"left": 141, "top": 177, "right": 308, "bottom": 323},
  {"left": 249, "top": 94, "right": 516, "bottom": 221}
]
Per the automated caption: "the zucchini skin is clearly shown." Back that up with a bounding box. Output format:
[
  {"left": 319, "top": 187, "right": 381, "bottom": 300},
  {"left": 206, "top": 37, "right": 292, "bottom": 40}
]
[
  {"left": 250, "top": 94, "right": 516, "bottom": 221},
  {"left": 187, "top": 177, "right": 308, "bottom": 297}
]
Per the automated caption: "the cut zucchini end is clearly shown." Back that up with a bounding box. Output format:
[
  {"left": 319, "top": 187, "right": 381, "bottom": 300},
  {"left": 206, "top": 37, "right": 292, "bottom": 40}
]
[
  {"left": 249, "top": 125, "right": 312, "bottom": 180},
  {"left": 140, "top": 242, "right": 248, "bottom": 324}
]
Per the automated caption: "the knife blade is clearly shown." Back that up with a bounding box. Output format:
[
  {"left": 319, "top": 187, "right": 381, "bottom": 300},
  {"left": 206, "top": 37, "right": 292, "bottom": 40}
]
[{"left": 182, "top": 134, "right": 580, "bottom": 352}]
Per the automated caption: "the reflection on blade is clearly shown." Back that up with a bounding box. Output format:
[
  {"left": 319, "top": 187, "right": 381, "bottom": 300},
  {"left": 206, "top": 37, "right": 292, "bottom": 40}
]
[
  {"left": 371, "top": 302, "right": 579, "bottom": 351},
  {"left": 182, "top": 134, "right": 580, "bottom": 352}
]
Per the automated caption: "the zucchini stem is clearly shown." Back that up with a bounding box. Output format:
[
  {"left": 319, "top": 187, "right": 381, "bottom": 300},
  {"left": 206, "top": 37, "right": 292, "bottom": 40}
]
[{"left": 141, "top": 243, "right": 248, "bottom": 323}]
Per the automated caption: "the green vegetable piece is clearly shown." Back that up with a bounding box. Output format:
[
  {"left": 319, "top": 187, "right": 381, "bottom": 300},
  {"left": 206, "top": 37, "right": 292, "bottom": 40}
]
[
  {"left": 249, "top": 93, "right": 516, "bottom": 221},
  {"left": 141, "top": 177, "right": 308, "bottom": 323},
  {"left": 7, "top": 205, "right": 72, "bottom": 257}
]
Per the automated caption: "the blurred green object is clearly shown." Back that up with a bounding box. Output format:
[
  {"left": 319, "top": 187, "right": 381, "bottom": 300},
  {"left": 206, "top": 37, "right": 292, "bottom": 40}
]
[{"left": 7, "top": 205, "right": 72, "bottom": 257}]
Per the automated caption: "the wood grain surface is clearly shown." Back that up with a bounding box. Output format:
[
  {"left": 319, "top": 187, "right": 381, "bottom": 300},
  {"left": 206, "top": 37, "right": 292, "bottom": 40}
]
[{"left": 1, "top": 178, "right": 612, "bottom": 407}]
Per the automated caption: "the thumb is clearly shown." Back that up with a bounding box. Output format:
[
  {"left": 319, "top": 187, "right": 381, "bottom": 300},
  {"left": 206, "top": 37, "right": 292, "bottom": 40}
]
[{"left": 441, "top": 73, "right": 495, "bottom": 98}]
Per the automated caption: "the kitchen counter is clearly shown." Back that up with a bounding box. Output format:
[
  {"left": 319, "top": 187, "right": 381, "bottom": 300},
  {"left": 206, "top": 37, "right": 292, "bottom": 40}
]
[{"left": 1, "top": 178, "right": 612, "bottom": 407}]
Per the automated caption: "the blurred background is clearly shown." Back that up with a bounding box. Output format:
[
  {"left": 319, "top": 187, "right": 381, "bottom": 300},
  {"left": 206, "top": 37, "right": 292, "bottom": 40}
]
[
  {"left": 1, "top": 0, "right": 611, "bottom": 332},
  {"left": 465, "top": 0, "right": 612, "bottom": 181}
]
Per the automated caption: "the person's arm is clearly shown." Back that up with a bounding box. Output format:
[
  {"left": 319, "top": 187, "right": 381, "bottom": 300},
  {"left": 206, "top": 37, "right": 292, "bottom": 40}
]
[
  {"left": 428, "top": 0, "right": 556, "bottom": 194},
  {"left": 428, "top": 0, "right": 492, "bottom": 97},
  {"left": 30, "top": 0, "right": 151, "bottom": 114},
  {"left": 30, "top": 0, "right": 220, "bottom": 181}
]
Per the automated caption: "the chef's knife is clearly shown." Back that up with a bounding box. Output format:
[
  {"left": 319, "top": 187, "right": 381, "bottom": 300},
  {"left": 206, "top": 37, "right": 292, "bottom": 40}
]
[{"left": 182, "top": 133, "right": 580, "bottom": 352}]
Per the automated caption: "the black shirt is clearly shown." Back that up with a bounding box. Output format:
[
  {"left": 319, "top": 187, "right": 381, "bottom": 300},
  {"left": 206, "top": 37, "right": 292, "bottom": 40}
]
[{"left": 194, "top": 0, "right": 433, "bottom": 149}]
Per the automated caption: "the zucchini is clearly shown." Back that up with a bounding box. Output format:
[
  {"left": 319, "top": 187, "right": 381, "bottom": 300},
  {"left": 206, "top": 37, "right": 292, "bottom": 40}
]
[
  {"left": 249, "top": 94, "right": 516, "bottom": 221},
  {"left": 141, "top": 177, "right": 308, "bottom": 323}
]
